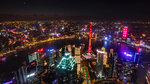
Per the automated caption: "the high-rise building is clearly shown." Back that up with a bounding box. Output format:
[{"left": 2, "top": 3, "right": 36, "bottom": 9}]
[
  {"left": 134, "top": 53, "right": 140, "bottom": 64},
  {"left": 68, "top": 45, "right": 72, "bottom": 56},
  {"left": 122, "top": 26, "right": 128, "bottom": 38},
  {"left": 72, "top": 45, "right": 75, "bottom": 57},
  {"left": 96, "top": 47, "right": 105, "bottom": 78},
  {"left": 103, "top": 51, "right": 107, "bottom": 66},
  {"left": 74, "top": 47, "right": 81, "bottom": 75},
  {"left": 57, "top": 50, "right": 76, "bottom": 71},
  {"left": 145, "top": 69, "right": 150, "bottom": 84},
  {"left": 47, "top": 49, "right": 56, "bottom": 66},
  {"left": 58, "top": 48, "right": 62, "bottom": 57},
  {"left": 108, "top": 49, "right": 116, "bottom": 78}
]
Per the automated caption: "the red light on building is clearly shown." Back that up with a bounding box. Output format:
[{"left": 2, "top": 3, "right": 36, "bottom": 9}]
[
  {"left": 88, "top": 25, "right": 92, "bottom": 53},
  {"left": 21, "top": 37, "right": 23, "bottom": 39},
  {"left": 41, "top": 48, "right": 43, "bottom": 52},
  {"left": 1, "top": 57, "right": 6, "bottom": 62},
  {"left": 37, "top": 48, "right": 44, "bottom": 52},
  {"left": 122, "top": 26, "right": 128, "bottom": 38},
  {"left": 30, "top": 62, "right": 36, "bottom": 66}
]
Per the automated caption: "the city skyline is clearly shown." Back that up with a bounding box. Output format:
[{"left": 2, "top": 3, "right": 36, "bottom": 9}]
[{"left": 0, "top": 0, "right": 150, "bottom": 84}]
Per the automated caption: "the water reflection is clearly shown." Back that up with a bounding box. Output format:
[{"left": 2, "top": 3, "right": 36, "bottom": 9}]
[
  {"left": 104, "top": 41, "right": 107, "bottom": 48},
  {"left": 137, "top": 48, "right": 142, "bottom": 53},
  {"left": 119, "top": 44, "right": 136, "bottom": 62}
]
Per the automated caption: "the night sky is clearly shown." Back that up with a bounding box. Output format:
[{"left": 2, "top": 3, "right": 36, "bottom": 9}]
[{"left": 0, "top": 0, "right": 150, "bottom": 16}]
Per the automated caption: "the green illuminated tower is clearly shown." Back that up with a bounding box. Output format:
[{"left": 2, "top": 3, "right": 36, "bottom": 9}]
[{"left": 57, "top": 51, "right": 76, "bottom": 71}]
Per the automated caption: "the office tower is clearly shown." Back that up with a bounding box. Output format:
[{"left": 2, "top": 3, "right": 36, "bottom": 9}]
[
  {"left": 75, "top": 47, "right": 81, "bottom": 75},
  {"left": 57, "top": 50, "right": 76, "bottom": 71},
  {"left": 96, "top": 47, "right": 105, "bottom": 78},
  {"left": 108, "top": 48, "right": 116, "bottom": 78}
]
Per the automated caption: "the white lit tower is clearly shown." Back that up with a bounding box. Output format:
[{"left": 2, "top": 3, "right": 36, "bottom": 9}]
[{"left": 96, "top": 47, "right": 105, "bottom": 78}]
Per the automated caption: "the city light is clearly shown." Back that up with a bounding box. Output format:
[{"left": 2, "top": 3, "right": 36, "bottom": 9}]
[
  {"left": 51, "top": 33, "right": 55, "bottom": 36},
  {"left": 57, "top": 51, "right": 76, "bottom": 71},
  {"left": 108, "top": 35, "right": 111, "bottom": 38},
  {"left": 105, "top": 37, "right": 108, "bottom": 40},
  {"left": 122, "top": 26, "right": 128, "bottom": 38},
  {"left": 65, "top": 52, "right": 70, "bottom": 56},
  {"left": 88, "top": 25, "right": 92, "bottom": 53},
  {"left": 30, "top": 61, "right": 36, "bottom": 66},
  {"left": 124, "top": 52, "right": 132, "bottom": 57},
  {"left": 26, "top": 72, "right": 35, "bottom": 78},
  {"left": 96, "top": 49, "right": 105, "bottom": 53},
  {"left": 44, "top": 61, "right": 47, "bottom": 66},
  {"left": 37, "top": 48, "right": 44, "bottom": 52},
  {"left": 137, "top": 48, "right": 142, "bottom": 53},
  {"left": 1, "top": 57, "right": 6, "bottom": 62},
  {"left": 104, "top": 41, "right": 107, "bottom": 48},
  {"left": 47, "top": 49, "right": 54, "bottom": 52},
  {"left": 62, "top": 26, "right": 64, "bottom": 30},
  {"left": 2, "top": 80, "right": 13, "bottom": 84},
  {"left": 56, "top": 33, "right": 60, "bottom": 37}
]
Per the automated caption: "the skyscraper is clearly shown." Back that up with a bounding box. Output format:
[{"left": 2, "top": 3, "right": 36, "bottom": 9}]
[
  {"left": 57, "top": 50, "right": 76, "bottom": 71},
  {"left": 108, "top": 49, "right": 116, "bottom": 78},
  {"left": 122, "top": 26, "right": 128, "bottom": 38},
  {"left": 47, "top": 49, "right": 56, "bottom": 66},
  {"left": 96, "top": 47, "right": 105, "bottom": 78},
  {"left": 74, "top": 47, "right": 81, "bottom": 75}
]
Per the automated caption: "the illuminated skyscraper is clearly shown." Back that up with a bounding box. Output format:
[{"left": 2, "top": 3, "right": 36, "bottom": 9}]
[
  {"left": 96, "top": 47, "right": 105, "bottom": 78},
  {"left": 108, "top": 49, "right": 116, "bottom": 78},
  {"left": 68, "top": 45, "right": 72, "bottom": 56},
  {"left": 57, "top": 51, "right": 76, "bottom": 71},
  {"left": 74, "top": 47, "right": 81, "bottom": 75},
  {"left": 122, "top": 26, "right": 128, "bottom": 38},
  {"left": 103, "top": 51, "right": 107, "bottom": 66},
  {"left": 47, "top": 49, "right": 56, "bottom": 66}
]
